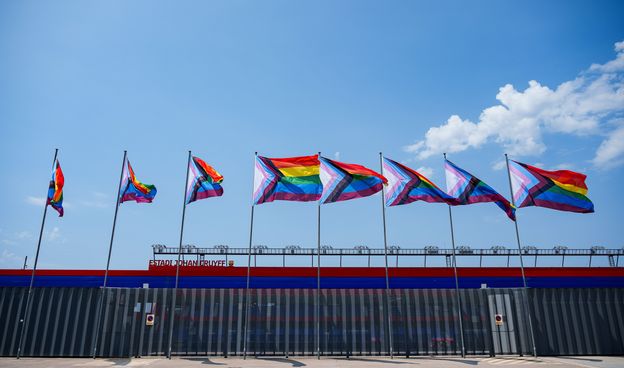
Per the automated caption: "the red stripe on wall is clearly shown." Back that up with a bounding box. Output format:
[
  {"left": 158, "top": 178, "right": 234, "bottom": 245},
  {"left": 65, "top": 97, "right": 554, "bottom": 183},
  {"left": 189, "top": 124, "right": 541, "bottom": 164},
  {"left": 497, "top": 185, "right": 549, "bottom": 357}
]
[{"left": 1, "top": 267, "right": 623, "bottom": 278}]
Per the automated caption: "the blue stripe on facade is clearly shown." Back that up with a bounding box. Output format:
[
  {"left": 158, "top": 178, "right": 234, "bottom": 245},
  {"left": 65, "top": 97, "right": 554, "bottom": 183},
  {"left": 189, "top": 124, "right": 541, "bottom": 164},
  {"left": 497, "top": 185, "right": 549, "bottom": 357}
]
[{"left": 1, "top": 275, "right": 623, "bottom": 289}]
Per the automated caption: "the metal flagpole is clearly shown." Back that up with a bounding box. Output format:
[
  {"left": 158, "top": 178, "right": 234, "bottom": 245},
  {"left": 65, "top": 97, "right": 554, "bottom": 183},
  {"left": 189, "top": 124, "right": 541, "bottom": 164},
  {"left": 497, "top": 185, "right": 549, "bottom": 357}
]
[
  {"left": 167, "top": 150, "right": 192, "bottom": 359},
  {"left": 378, "top": 153, "right": 394, "bottom": 358},
  {"left": 16, "top": 148, "right": 58, "bottom": 359},
  {"left": 504, "top": 153, "right": 537, "bottom": 357},
  {"left": 243, "top": 152, "right": 257, "bottom": 360},
  {"left": 444, "top": 153, "right": 466, "bottom": 358},
  {"left": 92, "top": 150, "right": 127, "bottom": 358},
  {"left": 316, "top": 152, "right": 322, "bottom": 360}
]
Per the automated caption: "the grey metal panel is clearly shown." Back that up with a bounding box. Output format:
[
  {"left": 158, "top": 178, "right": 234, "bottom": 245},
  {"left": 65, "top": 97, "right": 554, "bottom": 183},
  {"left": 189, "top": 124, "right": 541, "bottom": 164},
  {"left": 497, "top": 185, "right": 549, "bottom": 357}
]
[
  {"left": 49, "top": 288, "right": 64, "bottom": 355},
  {"left": 38, "top": 288, "right": 55, "bottom": 356},
  {"left": 198, "top": 288, "right": 206, "bottom": 355},
  {"left": 4, "top": 288, "right": 21, "bottom": 356},
  {"left": 441, "top": 289, "right": 453, "bottom": 354},
  {"left": 226, "top": 288, "right": 234, "bottom": 355},
  {"left": 304, "top": 288, "right": 310, "bottom": 354},
  {"left": 59, "top": 288, "right": 74, "bottom": 355},
  {"left": 612, "top": 289, "right": 624, "bottom": 352},
  {"left": 128, "top": 288, "right": 139, "bottom": 357},
  {"left": 107, "top": 288, "right": 120, "bottom": 356},
  {"left": 156, "top": 288, "right": 167, "bottom": 356},
  {"left": 285, "top": 289, "right": 291, "bottom": 356},
  {"left": 276, "top": 289, "right": 282, "bottom": 354},
  {"left": 0, "top": 288, "right": 11, "bottom": 354},
  {"left": 216, "top": 288, "right": 224, "bottom": 355}
]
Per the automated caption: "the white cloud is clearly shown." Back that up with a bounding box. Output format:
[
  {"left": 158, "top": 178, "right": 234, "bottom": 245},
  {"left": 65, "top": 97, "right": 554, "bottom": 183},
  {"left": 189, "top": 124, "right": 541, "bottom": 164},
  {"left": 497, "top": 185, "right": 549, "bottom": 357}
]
[
  {"left": 80, "top": 199, "right": 109, "bottom": 209},
  {"left": 16, "top": 231, "right": 33, "bottom": 240},
  {"left": 26, "top": 196, "right": 73, "bottom": 209},
  {"left": 0, "top": 249, "right": 22, "bottom": 266},
  {"left": 589, "top": 41, "right": 624, "bottom": 73},
  {"left": 552, "top": 163, "right": 576, "bottom": 171},
  {"left": 46, "top": 227, "right": 62, "bottom": 242},
  {"left": 26, "top": 196, "right": 46, "bottom": 206},
  {"left": 593, "top": 124, "right": 624, "bottom": 169},
  {"left": 405, "top": 40, "right": 624, "bottom": 168},
  {"left": 492, "top": 160, "right": 506, "bottom": 171},
  {"left": 1, "top": 230, "right": 32, "bottom": 246},
  {"left": 415, "top": 166, "right": 435, "bottom": 179}
]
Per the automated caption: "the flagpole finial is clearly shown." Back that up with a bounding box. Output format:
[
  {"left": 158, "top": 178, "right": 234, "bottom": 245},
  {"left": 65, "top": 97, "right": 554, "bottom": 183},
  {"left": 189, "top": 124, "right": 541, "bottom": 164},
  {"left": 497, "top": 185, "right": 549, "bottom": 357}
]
[
  {"left": 254, "top": 151, "right": 258, "bottom": 156},
  {"left": 443, "top": 152, "right": 447, "bottom": 159}
]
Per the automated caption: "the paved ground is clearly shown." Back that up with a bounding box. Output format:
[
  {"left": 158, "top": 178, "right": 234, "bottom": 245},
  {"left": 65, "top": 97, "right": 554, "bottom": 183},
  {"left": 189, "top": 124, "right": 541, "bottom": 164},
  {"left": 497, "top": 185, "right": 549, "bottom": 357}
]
[{"left": 1, "top": 356, "right": 623, "bottom": 368}]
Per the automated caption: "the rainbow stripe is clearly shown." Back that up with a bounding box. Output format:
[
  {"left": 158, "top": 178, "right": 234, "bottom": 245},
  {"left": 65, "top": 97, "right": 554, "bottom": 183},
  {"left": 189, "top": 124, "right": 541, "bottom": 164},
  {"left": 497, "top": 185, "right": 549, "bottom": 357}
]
[
  {"left": 383, "top": 157, "right": 455, "bottom": 206},
  {"left": 509, "top": 160, "right": 594, "bottom": 213},
  {"left": 445, "top": 159, "right": 515, "bottom": 220},
  {"left": 119, "top": 159, "right": 157, "bottom": 204},
  {"left": 320, "top": 157, "right": 387, "bottom": 204},
  {"left": 253, "top": 155, "right": 322, "bottom": 205},
  {"left": 47, "top": 159, "right": 64, "bottom": 217},
  {"left": 186, "top": 156, "right": 224, "bottom": 204}
]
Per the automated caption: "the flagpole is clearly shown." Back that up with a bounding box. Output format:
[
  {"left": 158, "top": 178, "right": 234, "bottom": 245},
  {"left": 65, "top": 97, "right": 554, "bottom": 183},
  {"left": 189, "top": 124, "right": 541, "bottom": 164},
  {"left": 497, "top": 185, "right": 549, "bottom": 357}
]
[
  {"left": 16, "top": 148, "right": 58, "bottom": 359},
  {"left": 444, "top": 153, "right": 466, "bottom": 358},
  {"left": 167, "top": 150, "right": 192, "bottom": 359},
  {"left": 92, "top": 150, "right": 127, "bottom": 359},
  {"left": 243, "top": 152, "right": 257, "bottom": 360},
  {"left": 378, "top": 153, "right": 394, "bottom": 358},
  {"left": 316, "top": 152, "right": 322, "bottom": 360},
  {"left": 504, "top": 154, "right": 537, "bottom": 357}
]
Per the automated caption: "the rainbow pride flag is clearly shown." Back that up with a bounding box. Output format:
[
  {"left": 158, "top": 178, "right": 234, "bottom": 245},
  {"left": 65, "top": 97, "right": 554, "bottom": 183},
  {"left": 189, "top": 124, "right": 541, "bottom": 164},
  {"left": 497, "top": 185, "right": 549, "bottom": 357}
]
[
  {"left": 119, "top": 159, "right": 157, "bottom": 204},
  {"left": 320, "top": 157, "right": 387, "bottom": 204},
  {"left": 253, "top": 155, "right": 322, "bottom": 205},
  {"left": 445, "top": 159, "right": 515, "bottom": 220},
  {"left": 383, "top": 157, "right": 456, "bottom": 206},
  {"left": 509, "top": 160, "right": 594, "bottom": 213},
  {"left": 186, "top": 156, "right": 224, "bottom": 204},
  {"left": 47, "top": 159, "right": 65, "bottom": 217}
]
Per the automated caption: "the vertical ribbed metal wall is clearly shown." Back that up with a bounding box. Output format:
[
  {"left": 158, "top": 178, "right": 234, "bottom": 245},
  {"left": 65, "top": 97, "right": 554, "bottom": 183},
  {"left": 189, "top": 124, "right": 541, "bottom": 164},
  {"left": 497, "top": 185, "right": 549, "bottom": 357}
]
[
  {"left": 528, "top": 288, "right": 624, "bottom": 355},
  {"left": 1, "top": 287, "right": 622, "bottom": 357}
]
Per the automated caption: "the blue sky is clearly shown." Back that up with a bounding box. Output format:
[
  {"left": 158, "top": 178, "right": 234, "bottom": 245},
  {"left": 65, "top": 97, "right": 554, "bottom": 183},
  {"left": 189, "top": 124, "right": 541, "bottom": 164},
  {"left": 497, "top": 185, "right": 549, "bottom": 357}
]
[{"left": 1, "top": 0, "right": 623, "bottom": 270}]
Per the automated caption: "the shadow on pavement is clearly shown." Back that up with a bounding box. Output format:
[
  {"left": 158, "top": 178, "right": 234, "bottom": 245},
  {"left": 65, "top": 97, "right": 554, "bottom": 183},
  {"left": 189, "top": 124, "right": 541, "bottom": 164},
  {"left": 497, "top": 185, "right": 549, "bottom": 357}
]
[
  {"left": 558, "top": 356, "right": 604, "bottom": 362},
  {"left": 256, "top": 357, "right": 306, "bottom": 366},
  {"left": 104, "top": 359, "right": 134, "bottom": 366},
  {"left": 336, "top": 357, "right": 412, "bottom": 365},
  {"left": 415, "top": 357, "right": 479, "bottom": 366},
  {"left": 180, "top": 357, "right": 227, "bottom": 365}
]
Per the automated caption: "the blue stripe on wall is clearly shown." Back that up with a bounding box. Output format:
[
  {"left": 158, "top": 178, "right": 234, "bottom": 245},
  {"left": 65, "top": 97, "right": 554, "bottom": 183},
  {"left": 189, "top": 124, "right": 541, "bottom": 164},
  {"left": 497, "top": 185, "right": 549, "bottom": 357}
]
[{"left": 1, "top": 275, "right": 623, "bottom": 289}]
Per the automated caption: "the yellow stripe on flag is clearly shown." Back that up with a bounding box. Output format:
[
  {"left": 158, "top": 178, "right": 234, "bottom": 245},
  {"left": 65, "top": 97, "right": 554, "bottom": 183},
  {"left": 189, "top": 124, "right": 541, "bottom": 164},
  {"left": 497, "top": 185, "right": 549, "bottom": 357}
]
[
  {"left": 279, "top": 165, "right": 320, "bottom": 177},
  {"left": 552, "top": 179, "right": 588, "bottom": 196}
]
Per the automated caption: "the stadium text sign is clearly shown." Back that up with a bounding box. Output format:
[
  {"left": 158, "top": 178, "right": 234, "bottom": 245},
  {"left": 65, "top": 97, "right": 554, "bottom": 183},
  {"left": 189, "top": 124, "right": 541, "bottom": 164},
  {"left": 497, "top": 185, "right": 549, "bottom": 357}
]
[{"left": 149, "top": 260, "right": 233, "bottom": 267}]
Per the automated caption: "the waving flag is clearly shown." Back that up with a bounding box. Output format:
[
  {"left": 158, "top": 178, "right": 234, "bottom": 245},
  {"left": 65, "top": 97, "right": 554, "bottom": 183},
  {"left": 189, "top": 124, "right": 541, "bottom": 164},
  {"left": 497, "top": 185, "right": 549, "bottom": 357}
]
[
  {"left": 509, "top": 160, "right": 594, "bottom": 213},
  {"left": 320, "top": 157, "right": 387, "bottom": 204},
  {"left": 186, "top": 156, "right": 224, "bottom": 204},
  {"left": 253, "top": 155, "right": 322, "bottom": 205},
  {"left": 445, "top": 159, "right": 515, "bottom": 220},
  {"left": 47, "top": 160, "right": 65, "bottom": 217},
  {"left": 119, "top": 159, "right": 157, "bottom": 204},
  {"left": 383, "top": 157, "right": 456, "bottom": 207}
]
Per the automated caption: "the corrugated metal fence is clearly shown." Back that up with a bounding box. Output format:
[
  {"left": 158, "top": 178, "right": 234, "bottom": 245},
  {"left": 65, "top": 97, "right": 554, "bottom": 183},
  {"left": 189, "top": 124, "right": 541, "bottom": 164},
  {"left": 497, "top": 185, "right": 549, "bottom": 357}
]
[{"left": 1, "top": 287, "right": 622, "bottom": 357}]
